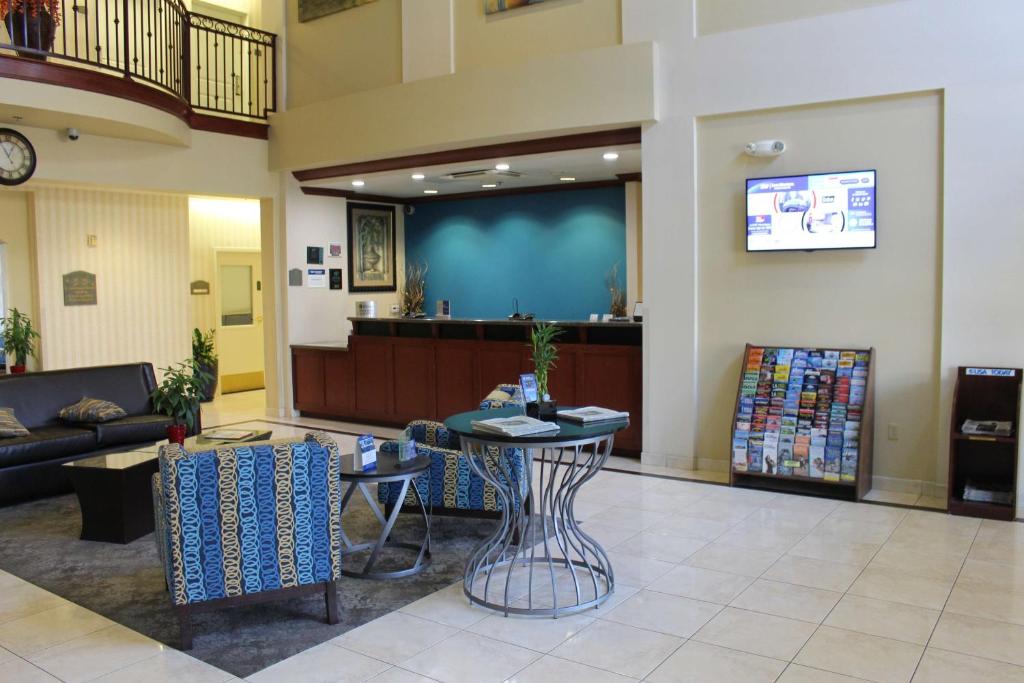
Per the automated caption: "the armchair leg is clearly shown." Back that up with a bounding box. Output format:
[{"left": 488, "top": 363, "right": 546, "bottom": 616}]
[
  {"left": 176, "top": 606, "right": 193, "bottom": 650},
  {"left": 325, "top": 580, "right": 339, "bottom": 625}
]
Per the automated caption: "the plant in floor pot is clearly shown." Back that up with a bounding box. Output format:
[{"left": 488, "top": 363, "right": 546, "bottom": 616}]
[
  {"left": 528, "top": 322, "right": 562, "bottom": 421},
  {"left": 0, "top": 308, "right": 40, "bottom": 374},
  {"left": 151, "top": 360, "right": 211, "bottom": 444},
  {"left": 1, "top": 0, "right": 61, "bottom": 58},
  {"left": 192, "top": 328, "right": 218, "bottom": 402}
]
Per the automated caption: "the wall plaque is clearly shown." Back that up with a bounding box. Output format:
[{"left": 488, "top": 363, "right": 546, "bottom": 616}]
[
  {"left": 190, "top": 280, "right": 210, "bottom": 295},
  {"left": 63, "top": 271, "right": 97, "bottom": 306},
  {"left": 329, "top": 268, "right": 343, "bottom": 290},
  {"left": 288, "top": 268, "right": 303, "bottom": 286}
]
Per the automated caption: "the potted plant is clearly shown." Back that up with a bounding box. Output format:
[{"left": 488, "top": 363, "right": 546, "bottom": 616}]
[
  {"left": 399, "top": 260, "right": 428, "bottom": 318},
  {"left": 1, "top": 308, "right": 40, "bottom": 374},
  {"left": 1, "top": 0, "right": 61, "bottom": 57},
  {"left": 528, "top": 322, "right": 562, "bottom": 421},
  {"left": 192, "top": 328, "right": 218, "bottom": 402},
  {"left": 151, "top": 360, "right": 211, "bottom": 444}
]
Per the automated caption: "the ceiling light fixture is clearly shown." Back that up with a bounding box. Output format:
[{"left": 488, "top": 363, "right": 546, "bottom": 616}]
[
  {"left": 352, "top": 180, "right": 365, "bottom": 187},
  {"left": 423, "top": 189, "right": 439, "bottom": 195},
  {"left": 482, "top": 183, "right": 498, "bottom": 188},
  {"left": 602, "top": 152, "right": 619, "bottom": 161},
  {"left": 411, "top": 173, "right": 425, "bottom": 180},
  {"left": 495, "top": 163, "right": 510, "bottom": 171},
  {"left": 560, "top": 176, "right": 576, "bottom": 182}
]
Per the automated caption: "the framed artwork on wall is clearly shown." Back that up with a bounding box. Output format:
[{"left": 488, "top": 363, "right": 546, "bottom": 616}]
[
  {"left": 485, "top": 0, "right": 545, "bottom": 15},
  {"left": 298, "top": 0, "right": 376, "bottom": 23},
  {"left": 347, "top": 202, "right": 397, "bottom": 292}
]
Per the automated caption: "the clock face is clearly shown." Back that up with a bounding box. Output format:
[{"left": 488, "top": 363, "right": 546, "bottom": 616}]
[{"left": 0, "top": 129, "right": 36, "bottom": 187}]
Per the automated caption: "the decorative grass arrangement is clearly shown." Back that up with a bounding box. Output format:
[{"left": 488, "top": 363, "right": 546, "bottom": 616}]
[
  {"left": 606, "top": 263, "right": 627, "bottom": 318},
  {"left": 400, "top": 260, "right": 428, "bottom": 317}
]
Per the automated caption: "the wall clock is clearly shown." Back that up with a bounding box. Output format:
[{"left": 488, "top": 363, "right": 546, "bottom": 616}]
[{"left": 0, "top": 128, "right": 36, "bottom": 187}]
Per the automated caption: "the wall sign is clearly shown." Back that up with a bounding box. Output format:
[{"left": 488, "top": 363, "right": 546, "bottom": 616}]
[
  {"left": 966, "top": 368, "right": 1017, "bottom": 377},
  {"left": 288, "top": 268, "right": 303, "bottom": 286},
  {"left": 329, "top": 268, "right": 343, "bottom": 290},
  {"left": 329, "top": 243, "right": 342, "bottom": 258},
  {"left": 63, "top": 271, "right": 97, "bottom": 306},
  {"left": 307, "top": 246, "right": 324, "bottom": 265},
  {"left": 190, "top": 280, "right": 210, "bottom": 295},
  {"left": 308, "top": 268, "right": 327, "bottom": 288}
]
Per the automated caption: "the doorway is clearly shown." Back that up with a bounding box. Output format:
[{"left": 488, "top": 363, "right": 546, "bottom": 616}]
[{"left": 216, "top": 248, "right": 265, "bottom": 393}]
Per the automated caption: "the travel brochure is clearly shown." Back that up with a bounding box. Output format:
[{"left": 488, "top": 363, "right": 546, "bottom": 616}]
[
  {"left": 472, "top": 416, "right": 560, "bottom": 437},
  {"left": 733, "top": 346, "right": 869, "bottom": 483}
]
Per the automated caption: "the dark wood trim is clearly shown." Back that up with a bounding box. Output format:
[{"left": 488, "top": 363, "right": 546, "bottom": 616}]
[
  {"left": 411, "top": 179, "right": 624, "bottom": 204},
  {"left": 292, "top": 127, "right": 642, "bottom": 182},
  {"left": 617, "top": 172, "right": 642, "bottom": 182},
  {"left": 301, "top": 186, "right": 405, "bottom": 205},
  {"left": 0, "top": 56, "right": 268, "bottom": 140}
]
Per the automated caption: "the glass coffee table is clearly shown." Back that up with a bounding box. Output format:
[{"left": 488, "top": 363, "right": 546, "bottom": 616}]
[{"left": 62, "top": 429, "right": 273, "bottom": 544}]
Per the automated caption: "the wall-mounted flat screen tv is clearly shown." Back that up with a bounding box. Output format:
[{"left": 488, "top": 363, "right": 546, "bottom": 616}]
[{"left": 746, "top": 170, "right": 876, "bottom": 252}]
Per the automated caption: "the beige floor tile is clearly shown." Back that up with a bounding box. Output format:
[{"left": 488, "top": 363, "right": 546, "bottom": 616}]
[
  {"left": 646, "top": 640, "right": 786, "bottom": 682},
  {"left": 401, "top": 632, "right": 540, "bottom": 683},
  {"left": 28, "top": 624, "right": 164, "bottom": 683},
  {"left": 915, "top": 496, "right": 947, "bottom": 511},
  {"left": 468, "top": 612, "right": 594, "bottom": 652},
  {"left": 586, "top": 507, "right": 672, "bottom": 532},
  {"left": 763, "top": 495, "right": 842, "bottom": 517},
  {"left": 549, "top": 619, "right": 682, "bottom": 679},
  {"left": 825, "top": 594, "right": 940, "bottom": 645},
  {"left": 913, "top": 648, "right": 1024, "bottom": 682},
  {"left": 92, "top": 650, "right": 233, "bottom": 683},
  {"left": 945, "top": 583, "right": 1024, "bottom": 626},
  {"left": 789, "top": 534, "right": 880, "bottom": 567},
  {"left": 814, "top": 517, "right": 900, "bottom": 545},
  {"left": 898, "top": 510, "right": 981, "bottom": 538},
  {"left": 692, "top": 607, "right": 816, "bottom": 661},
  {"left": 0, "top": 602, "right": 113, "bottom": 657},
  {"left": 0, "top": 584, "right": 68, "bottom": 625},
  {"left": 683, "top": 542, "right": 783, "bottom": 577},
  {"left": 603, "top": 551, "right": 675, "bottom": 586},
  {"left": 794, "top": 626, "right": 923, "bottom": 683},
  {"left": 611, "top": 529, "right": 707, "bottom": 563},
  {"left": 504, "top": 654, "right": 636, "bottom": 682},
  {"left": 730, "top": 579, "right": 842, "bottom": 624},
  {"left": 762, "top": 554, "right": 865, "bottom": 593},
  {"left": 863, "top": 489, "right": 922, "bottom": 506},
  {"left": 930, "top": 612, "right": 1024, "bottom": 667},
  {"left": 0, "top": 644, "right": 15, "bottom": 664},
  {"left": 575, "top": 522, "right": 640, "bottom": 548},
  {"left": 848, "top": 566, "right": 953, "bottom": 610},
  {"left": 977, "top": 519, "right": 1024, "bottom": 545},
  {"left": 600, "top": 589, "right": 721, "bottom": 638},
  {"left": 399, "top": 582, "right": 490, "bottom": 629},
  {"left": 679, "top": 498, "right": 762, "bottom": 524},
  {"left": 0, "top": 657, "right": 60, "bottom": 682},
  {"left": 968, "top": 539, "right": 1024, "bottom": 566},
  {"left": 778, "top": 664, "right": 867, "bottom": 682},
  {"left": 647, "top": 564, "right": 754, "bottom": 604},
  {"left": 714, "top": 526, "right": 805, "bottom": 554},
  {"left": 830, "top": 502, "right": 909, "bottom": 527},
  {"left": 332, "top": 612, "right": 459, "bottom": 664},
  {"left": 367, "top": 668, "right": 439, "bottom": 683},
  {"left": 869, "top": 543, "right": 967, "bottom": 583},
  {"left": 247, "top": 643, "right": 390, "bottom": 683},
  {"left": 958, "top": 558, "right": 1024, "bottom": 593},
  {"left": 614, "top": 489, "right": 708, "bottom": 513},
  {"left": 646, "top": 513, "right": 735, "bottom": 541}
]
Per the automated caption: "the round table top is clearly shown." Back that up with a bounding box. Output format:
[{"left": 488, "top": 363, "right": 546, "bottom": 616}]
[
  {"left": 340, "top": 451, "right": 431, "bottom": 480},
  {"left": 444, "top": 407, "right": 630, "bottom": 444}
]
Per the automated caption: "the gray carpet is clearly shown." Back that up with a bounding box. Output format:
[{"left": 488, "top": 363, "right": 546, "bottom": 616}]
[{"left": 0, "top": 494, "right": 495, "bottom": 677}]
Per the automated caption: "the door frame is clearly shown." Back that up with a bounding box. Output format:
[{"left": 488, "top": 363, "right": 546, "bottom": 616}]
[{"left": 214, "top": 246, "right": 265, "bottom": 393}]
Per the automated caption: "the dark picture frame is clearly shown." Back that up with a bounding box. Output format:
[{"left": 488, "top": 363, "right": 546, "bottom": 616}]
[{"left": 347, "top": 202, "right": 397, "bottom": 292}]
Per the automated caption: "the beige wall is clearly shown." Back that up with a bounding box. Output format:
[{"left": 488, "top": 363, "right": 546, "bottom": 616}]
[
  {"left": 286, "top": 0, "right": 403, "bottom": 109},
  {"left": 695, "top": 92, "right": 942, "bottom": 483},
  {"left": 454, "top": 0, "right": 620, "bottom": 73},
  {"left": 32, "top": 187, "right": 191, "bottom": 375},
  {"left": 0, "top": 190, "right": 36, "bottom": 327},
  {"left": 697, "top": 0, "right": 901, "bottom": 35},
  {"left": 188, "top": 196, "right": 263, "bottom": 335}
]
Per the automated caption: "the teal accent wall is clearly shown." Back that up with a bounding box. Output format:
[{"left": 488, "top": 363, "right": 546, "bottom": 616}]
[{"left": 404, "top": 186, "right": 627, "bottom": 319}]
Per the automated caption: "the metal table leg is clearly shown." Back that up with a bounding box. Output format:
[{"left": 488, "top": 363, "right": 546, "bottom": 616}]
[{"left": 341, "top": 478, "right": 432, "bottom": 580}]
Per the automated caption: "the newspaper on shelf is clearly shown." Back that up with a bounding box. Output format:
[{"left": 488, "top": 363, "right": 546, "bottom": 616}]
[
  {"left": 471, "top": 416, "right": 560, "bottom": 437},
  {"left": 962, "top": 419, "right": 1013, "bottom": 437},
  {"left": 556, "top": 406, "right": 630, "bottom": 424}
]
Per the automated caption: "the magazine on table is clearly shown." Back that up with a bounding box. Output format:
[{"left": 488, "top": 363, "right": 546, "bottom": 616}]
[
  {"left": 203, "top": 429, "right": 256, "bottom": 441},
  {"left": 471, "top": 416, "right": 560, "bottom": 437},
  {"left": 556, "top": 406, "right": 630, "bottom": 424}
]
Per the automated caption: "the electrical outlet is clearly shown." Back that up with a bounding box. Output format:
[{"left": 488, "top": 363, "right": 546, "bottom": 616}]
[{"left": 888, "top": 423, "right": 900, "bottom": 441}]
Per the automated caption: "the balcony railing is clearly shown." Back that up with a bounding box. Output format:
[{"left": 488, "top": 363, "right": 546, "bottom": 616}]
[{"left": 1, "top": 0, "right": 276, "bottom": 120}]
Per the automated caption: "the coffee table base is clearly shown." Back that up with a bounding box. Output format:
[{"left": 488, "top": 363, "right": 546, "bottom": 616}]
[{"left": 340, "top": 478, "right": 431, "bottom": 580}]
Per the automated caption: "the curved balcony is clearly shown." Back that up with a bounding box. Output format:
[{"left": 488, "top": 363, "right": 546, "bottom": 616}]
[{"left": 1, "top": 0, "right": 276, "bottom": 138}]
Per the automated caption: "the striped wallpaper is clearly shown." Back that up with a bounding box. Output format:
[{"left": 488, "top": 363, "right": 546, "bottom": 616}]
[{"left": 33, "top": 187, "right": 191, "bottom": 375}]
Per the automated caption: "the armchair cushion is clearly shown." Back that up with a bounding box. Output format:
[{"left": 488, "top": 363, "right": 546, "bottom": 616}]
[
  {"left": 405, "top": 420, "right": 461, "bottom": 451},
  {"left": 479, "top": 383, "right": 525, "bottom": 410}
]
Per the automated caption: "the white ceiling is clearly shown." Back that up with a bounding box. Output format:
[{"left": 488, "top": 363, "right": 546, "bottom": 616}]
[{"left": 304, "top": 144, "right": 641, "bottom": 199}]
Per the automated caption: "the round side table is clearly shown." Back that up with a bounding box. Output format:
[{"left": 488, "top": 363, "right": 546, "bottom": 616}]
[
  {"left": 444, "top": 407, "right": 629, "bottom": 617},
  {"left": 340, "top": 451, "right": 432, "bottom": 580}
]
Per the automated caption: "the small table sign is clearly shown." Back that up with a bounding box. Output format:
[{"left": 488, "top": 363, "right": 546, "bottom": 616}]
[{"left": 356, "top": 434, "right": 377, "bottom": 471}]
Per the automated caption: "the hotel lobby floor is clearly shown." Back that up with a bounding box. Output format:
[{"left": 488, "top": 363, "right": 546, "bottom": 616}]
[{"left": 2, "top": 393, "right": 1015, "bottom": 682}]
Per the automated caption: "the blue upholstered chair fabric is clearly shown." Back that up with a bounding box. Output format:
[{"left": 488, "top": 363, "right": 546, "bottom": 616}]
[
  {"left": 153, "top": 432, "right": 344, "bottom": 608},
  {"left": 378, "top": 385, "right": 526, "bottom": 513}
]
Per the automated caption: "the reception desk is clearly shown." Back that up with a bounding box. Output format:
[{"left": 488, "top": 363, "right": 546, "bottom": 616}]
[{"left": 290, "top": 317, "right": 643, "bottom": 455}]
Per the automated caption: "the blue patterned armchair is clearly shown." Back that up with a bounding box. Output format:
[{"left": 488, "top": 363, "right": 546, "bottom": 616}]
[
  {"left": 152, "top": 432, "right": 343, "bottom": 649},
  {"left": 378, "top": 384, "right": 526, "bottom": 516}
]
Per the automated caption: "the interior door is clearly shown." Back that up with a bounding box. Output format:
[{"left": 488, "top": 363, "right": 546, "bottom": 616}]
[{"left": 216, "top": 250, "right": 265, "bottom": 393}]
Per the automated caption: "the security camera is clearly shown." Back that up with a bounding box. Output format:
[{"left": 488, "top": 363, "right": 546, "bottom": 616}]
[
  {"left": 66, "top": 128, "right": 80, "bottom": 141},
  {"left": 744, "top": 139, "right": 785, "bottom": 157},
  {"left": 403, "top": 204, "right": 415, "bottom": 216}
]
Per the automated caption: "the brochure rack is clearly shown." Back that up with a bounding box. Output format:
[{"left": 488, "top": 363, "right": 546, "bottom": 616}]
[
  {"left": 729, "top": 343, "right": 875, "bottom": 501},
  {"left": 947, "top": 366, "right": 1022, "bottom": 520}
]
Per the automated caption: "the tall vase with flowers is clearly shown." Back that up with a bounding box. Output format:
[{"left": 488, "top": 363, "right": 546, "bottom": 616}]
[{"left": 1, "top": 0, "right": 61, "bottom": 58}]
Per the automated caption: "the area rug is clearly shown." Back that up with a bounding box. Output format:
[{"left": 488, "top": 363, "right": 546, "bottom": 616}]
[{"left": 0, "top": 494, "right": 495, "bottom": 677}]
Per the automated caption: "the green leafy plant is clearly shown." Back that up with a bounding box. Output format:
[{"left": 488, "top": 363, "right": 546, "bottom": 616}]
[
  {"left": 606, "top": 263, "right": 627, "bottom": 318},
  {"left": 151, "top": 360, "right": 212, "bottom": 432},
  {"left": 399, "top": 260, "right": 428, "bottom": 316},
  {"left": 191, "top": 328, "right": 217, "bottom": 366},
  {"left": 529, "top": 323, "right": 562, "bottom": 400},
  {"left": 1, "top": 308, "right": 40, "bottom": 367}
]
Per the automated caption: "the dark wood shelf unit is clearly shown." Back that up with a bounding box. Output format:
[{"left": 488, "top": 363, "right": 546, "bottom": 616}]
[
  {"left": 947, "top": 366, "right": 1022, "bottom": 521},
  {"left": 729, "top": 343, "right": 876, "bottom": 501}
]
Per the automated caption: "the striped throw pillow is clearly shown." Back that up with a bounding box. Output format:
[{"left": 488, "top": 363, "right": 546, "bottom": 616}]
[
  {"left": 59, "top": 398, "right": 127, "bottom": 424},
  {"left": 0, "top": 408, "right": 29, "bottom": 437}
]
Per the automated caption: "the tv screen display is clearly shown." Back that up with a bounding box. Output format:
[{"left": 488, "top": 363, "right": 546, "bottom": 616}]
[{"left": 746, "top": 170, "right": 876, "bottom": 252}]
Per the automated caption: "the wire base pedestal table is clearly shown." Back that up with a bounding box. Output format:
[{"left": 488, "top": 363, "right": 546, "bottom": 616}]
[{"left": 445, "top": 408, "right": 629, "bottom": 618}]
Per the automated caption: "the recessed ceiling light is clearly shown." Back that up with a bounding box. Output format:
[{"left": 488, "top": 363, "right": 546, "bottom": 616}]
[
  {"left": 423, "top": 189, "right": 438, "bottom": 195},
  {"left": 482, "top": 183, "right": 498, "bottom": 188},
  {"left": 602, "top": 152, "right": 619, "bottom": 161},
  {"left": 411, "top": 173, "right": 425, "bottom": 180},
  {"left": 351, "top": 180, "right": 365, "bottom": 187},
  {"left": 495, "top": 163, "right": 510, "bottom": 171},
  {"left": 560, "top": 176, "right": 576, "bottom": 182}
]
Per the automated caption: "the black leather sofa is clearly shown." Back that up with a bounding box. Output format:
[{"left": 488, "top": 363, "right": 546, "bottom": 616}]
[{"left": 0, "top": 363, "right": 177, "bottom": 505}]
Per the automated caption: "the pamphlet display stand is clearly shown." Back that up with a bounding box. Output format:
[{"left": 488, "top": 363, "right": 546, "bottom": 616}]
[
  {"left": 947, "top": 366, "right": 1022, "bottom": 520},
  {"left": 729, "top": 343, "right": 875, "bottom": 501}
]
